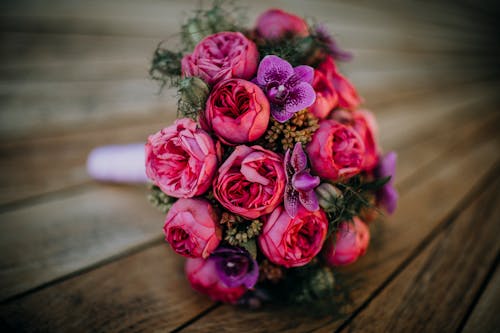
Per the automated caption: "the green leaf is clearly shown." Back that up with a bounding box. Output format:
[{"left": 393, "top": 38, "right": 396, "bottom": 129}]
[
  {"left": 240, "top": 239, "right": 257, "bottom": 259},
  {"left": 361, "top": 176, "right": 391, "bottom": 191}
]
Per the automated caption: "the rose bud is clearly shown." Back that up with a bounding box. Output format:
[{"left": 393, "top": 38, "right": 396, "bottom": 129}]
[
  {"left": 308, "top": 69, "right": 338, "bottom": 119},
  {"left": 163, "top": 198, "right": 221, "bottom": 258},
  {"left": 259, "top": 206, "right": 329, "bottom": 268},
  {"left": 186, "top": 257, "right": 246, "bottom": 303},
  {"left": 306, "top": 120, "right": 365, "bottom": 181},
  {"left": 213, "top": 145, "right": 285, "bottom": 219},
  {"left": 211, "top": 246, "right": 259, "bottom": 289},
  {"left": 255, "top": 9, "right": 309, "bottom": 40},
  {"left": 316, "top": 56, "right": 361, "bottom": 110},
  {"left": 202, "top": 79, "right": 270, "bottom": 145},
  {"left": 323, "top": 217, "right": 370, "bottom": 266},
  {"left": 181, "top": 32, "right": 258, "bottom": 86},
  {"left": 331, "top": 109, "right": 380, "bottom": 172},
  {"left": 145, "top": 118, "right": 218, "bottom": 198}
]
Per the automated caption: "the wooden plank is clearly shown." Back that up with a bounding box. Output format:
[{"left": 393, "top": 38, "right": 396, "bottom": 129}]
[
  {"left": 325, "top": 170, "right": 500, "bottom": 333},
  {"left": 0, "top": 245, "right": 215, "bottom": 333},
  {"left": 0, "top": 185, "right": 164, "bottom": 301},
  {"left": 175, "top": 116, "right": 499, "bottom": 332},
  {"left": 1, "top": 95, "right": 497, "bottom": 332},
  {"left": 462, "top": 263, "right": 500, "bottom": 333}
]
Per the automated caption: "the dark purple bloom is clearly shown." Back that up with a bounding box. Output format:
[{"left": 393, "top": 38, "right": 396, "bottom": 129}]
[
  {"left": 211, "top": 245, "right": 259, "bottom": 289},
  {"left": 314, "top": 24, "right": 353, "bottom": 62},
  {"left": 255, "top": 55, "right": 316, "bottom": 123},
  {"left": 284, "top": 142, "right": 320, "bottom": 217},
  {"left": 376, "top": 151, "right": 398, "bottom": 214}
]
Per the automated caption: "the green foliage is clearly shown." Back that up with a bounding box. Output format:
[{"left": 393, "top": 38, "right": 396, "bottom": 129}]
[
  {"left": 177, "top": 77, "right": 210, "bottom": 119},
  {"left": 147, "top": 185, "right": 176, "bottom": 214},
  {"left": 257, "top": 36, "right": 317, "bottom": 67},
  {"left": 149, "top": 46, "right": 183, "bottom": 90}
]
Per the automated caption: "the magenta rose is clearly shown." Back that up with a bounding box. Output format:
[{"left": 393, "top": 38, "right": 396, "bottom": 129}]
[
  {"left": 309, "top": 69, "right": 338, "bottom": 119},
  {"left": 181, "top": 32, "right": 259, "bottom": 86},
  {"left": 163, "top": 198, "right": 221, "bottom": 258},
  {"left": 213, "top": 145, "right": 285, "bottom": 219},
  {"left": 186, "top": 258, "right": 246, "bottom": 303},
  {"left": 202, "top": 79, "right": 270, "bottom": 145},
  {"left": 317, "top": 56, "right": 361, "bottom": 110},
  {"left": 145, "top": 118, "right": 217, "bottom": 198},
  {"left": 259, "top": 206, "right": 328, "bottom": 268},
  {"left": 307, "top": 119, "right": 365, "bottom": 181},
  {"left": 331, "top": 109, "right": 380, "bottom": 172},
  {"left": 323, "top": 217, "right": 370, "bottom": 266},
  {"left": 255, "top": 9, "right": 309, "bottom": 40}
]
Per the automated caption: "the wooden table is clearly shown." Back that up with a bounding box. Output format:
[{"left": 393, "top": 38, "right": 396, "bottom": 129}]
[{"left": 0, "top": 1, "right": 499, "bottom": 332}]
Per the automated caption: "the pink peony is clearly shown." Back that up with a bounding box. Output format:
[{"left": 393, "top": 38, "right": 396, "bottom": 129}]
[
  {"left": 331, "top": 109, "right": 380, "bottom": 172},
  {"left": 306, "top": 119, "right": 365, "bottom": 181},
  {"left": 309, "top": 69, "right": 338, "bottom": 119},
  {"left": 202, "top": 79, "right": 270, "bottom": 145},
  {"left": 323, "top": 217, "right": 370, "bottom": 266},
  {"left": 317, "top": 56, "right": 361, "bottom": 110},
  {"left": 163, "top": 198, "right": 221, "bottom": 258},
  {"left": 259, "top": 206, "right": 328, "bottom": 268},
  {"left": 255, "top": 9, "right": 309, "bottom": 40},
  {"left": 181, "top": 32, "right": 259, "bottom": 86},
  {"left": 213, "top": 145, "right": 285, "bottom": 219},
  {"left": 186, "top": 257, "right": 246, "bottom": 303},
  {"left": 145, "top": 118, "right": 218, "bottom": 198}
]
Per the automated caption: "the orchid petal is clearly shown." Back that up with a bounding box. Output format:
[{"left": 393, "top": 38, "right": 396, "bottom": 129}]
[
  {"left": 256, "top": 55, "right": 294, "bottom": 86},
  {"left": 284, "top": 185, "right": 299, "bottom": 217},
  {"left": 284, "top": 82, "right": 316, "bottom": 114},
  {"left": 271, "top": 105, "right": 296, "bottom": 123},
  {"left": 292, "top": 171, "right": 320, "bottom": 192},
  {"left": 291, "top": 142, "right": 307, "bottom": 171},
  {"left": 293, "top": 65, "right": 314, "bottom": 84},
  {"left": 299, "top": 189, "right": 320, "bottom": 212}
]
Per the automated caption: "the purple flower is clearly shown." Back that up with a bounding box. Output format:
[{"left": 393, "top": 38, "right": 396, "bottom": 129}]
[
  {"left": 314, "top": 24, "right": 353, "bottom": 62},
  {"left": 284, "top": 142, "right": 320, "bottom": 217},
  {"left": 211, "top": 245, "right": 259, "bottom": 289},
  {"left": 255, "top": 55, "right": 316, "bottom": 123},
  {"left": 376, "top": 151, "right": 398, "bottom": 214}
]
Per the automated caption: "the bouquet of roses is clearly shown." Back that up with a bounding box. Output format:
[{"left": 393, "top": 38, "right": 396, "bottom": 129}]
[{"left": 145, "top": 4, "right": 398, "bottom": 306}]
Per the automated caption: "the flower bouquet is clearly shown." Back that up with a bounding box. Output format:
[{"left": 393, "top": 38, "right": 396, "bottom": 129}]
[{"left": 145, "top": 3, "right": 398, "bottom": 306}]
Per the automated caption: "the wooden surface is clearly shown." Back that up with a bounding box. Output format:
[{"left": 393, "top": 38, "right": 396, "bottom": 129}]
[{"left": 0, "top": 1, "right": 499, "bottom": 332}]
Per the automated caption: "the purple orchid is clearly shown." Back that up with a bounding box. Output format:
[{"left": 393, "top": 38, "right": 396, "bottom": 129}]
[
  {"left": 284, "top": 142, "right": 320, "bottom": 217},
  {"left": 314, "top": 24, "right": 353, "bottom": 62},
  {"left": 255, "top": 55, "right": 316, "bottom": 123},
  {"left": 376, "top": 151, "right": 398, "bottom": 214},
  {"left": 211, "top": 245, "right": 259, "bottom": 289}
]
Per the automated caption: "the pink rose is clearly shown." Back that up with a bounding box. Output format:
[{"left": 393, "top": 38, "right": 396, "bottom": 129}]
[
  {"left": 306, "top": 120, "right": 365, "bottom": 180},
  {"left": 213, "top": 145, "right": 285, "bottom": 219},
  {"left": 181, "top": 32, "right": 259, "bottom": 86},
  {"left": 317, "top": 56, "right": 361, "bottom": 110},
  {"left": 255, "top": 9, "right": 309, "bottom": 40},
  {"left": 331, "top": 109, "right": 380, "bottom": 172},
  {"left": 323, "top": 217, "right": 370, "bottom": 266},
  {"left": 202, "top": 79, "right": 270, "bottom": 145},
  {"left": 259, "top": 206, "right": 328, "bottom": 268},
  {"left": 163, "top": 198, "right": 221, "bottom": 258},
  {"left": 309, "top": 69, "right": 338, "bottom": 119},
  {"left": 186, "top": 258, "right": 246, "bottom": 303},
  {"left": 145, "top": 118, "right": 218, "bottom": 198}
]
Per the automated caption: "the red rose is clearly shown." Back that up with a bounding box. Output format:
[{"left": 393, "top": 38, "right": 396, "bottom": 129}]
[
  {"left": 309, "top": 69, "right": 338, "bottom": 119},
  {"left": 323, "top": 217, "right": 370, "bottom": 266},
  {"left": 202, "top": 79, "right": 270, "bottom": 145},
  {"left": 259, "top": 206, "right": 328, "bottom": 268},
  {"left": 181, "top": 32, "right": 259, "bottom": 85},
  {"left": 186, "top": 258, "right": 246, "bottom": 303},
  {"left": 163, "top": 198, "right": 221, "bottom": 258},
  {"left": 145, "top": 118, "right": 218, "bottom": 198},
  {"left": 317, "top": 56, "right": 361, "bottom": 110},
  {"left": 307, "top": 120, "right": 365, "bottom": 181},
  {"left": 255, "top": 9, "right": 309, "bottom": 40},
  {"left": 213, "top": 145, "right": 285, "bottom": 219}
]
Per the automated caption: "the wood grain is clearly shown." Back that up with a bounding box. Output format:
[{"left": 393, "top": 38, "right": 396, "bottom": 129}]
[
  {"left": 325, "top": 171, "right": 500, "bottom": 333},
  {"left": 462, "top": 263, "right": 500, "bottom": 333}
]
